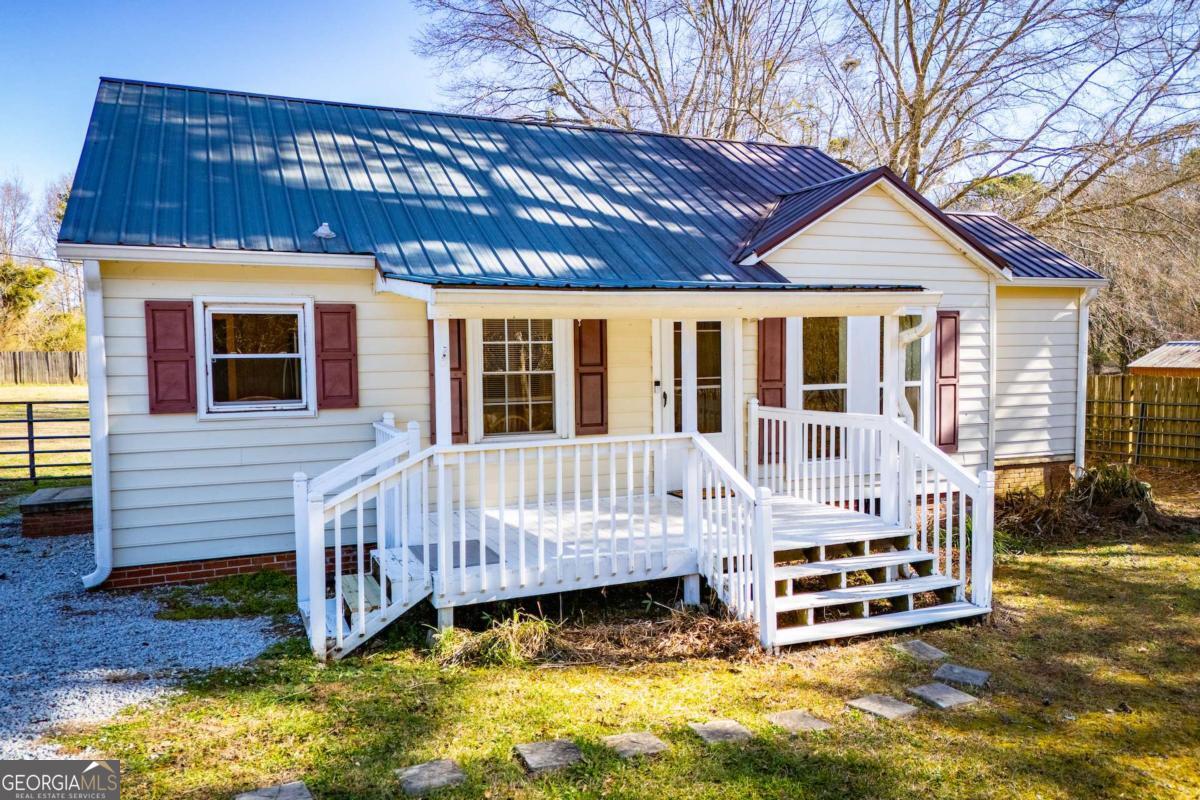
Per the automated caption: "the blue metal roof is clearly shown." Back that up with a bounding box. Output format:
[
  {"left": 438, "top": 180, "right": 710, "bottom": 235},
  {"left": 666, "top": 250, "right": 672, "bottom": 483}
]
[
  {"left": 61, "top": 78, "right": 854, "bottom": 288},
  {"left": 948, "top": 212, "right": 1104, "bottom": 281},
  {"left": 61, "top": 78, "right": 1099, "bottom": 288}
]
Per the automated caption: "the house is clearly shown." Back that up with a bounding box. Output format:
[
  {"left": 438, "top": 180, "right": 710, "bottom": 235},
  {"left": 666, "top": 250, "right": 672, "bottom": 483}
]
[
  {"left": 1127, "top": 342, "right": 1200, "bottom": 377},
  {"left": 58, "top": 78, "right": 1106, "bottom": 658}
]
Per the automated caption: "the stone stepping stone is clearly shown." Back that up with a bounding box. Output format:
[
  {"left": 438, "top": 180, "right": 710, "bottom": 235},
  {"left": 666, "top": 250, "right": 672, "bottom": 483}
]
[
  {"left": 908, "top": 682, "right": 978, "bottom": 710},
  {"left": 847, "top": 694, "right": 918, "bottom": 720},
  {"left": 395, "top": 759, "right": 466, "bottom": 796},
  {"left": 235, "top": 782, "right": 312, "bottom": 800},
  {"left": 601, "top": 732, "right": 669, "bottom": 759},
  {"left": 934, "top": 663, "right": 991, "bottom": 688},
  {"left": 514, "top": 739, "right": 584, "bottom": 774},
  {"left": 688, "top": 719, "right": 753, "bottom": 744},
  {"left": 892, "top": 639, "right": 948, "bottom": 661},
  {"left": 766, "top": 710, "right": 832, "bottom": 734}
]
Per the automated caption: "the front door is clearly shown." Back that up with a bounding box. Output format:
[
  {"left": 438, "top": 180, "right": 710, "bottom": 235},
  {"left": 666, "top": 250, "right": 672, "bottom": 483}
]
[{"left": 658, "top": 320, "right": 736, "bottom": 463}]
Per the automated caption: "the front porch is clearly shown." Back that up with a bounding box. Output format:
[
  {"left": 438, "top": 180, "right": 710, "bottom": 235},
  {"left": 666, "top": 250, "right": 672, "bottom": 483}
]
[{"left": 295, "top": 404, "right": 994, "bottom": 659}]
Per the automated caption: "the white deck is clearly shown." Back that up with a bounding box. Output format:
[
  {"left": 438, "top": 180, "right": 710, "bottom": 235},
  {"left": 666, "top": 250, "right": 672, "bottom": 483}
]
[{"left": 377, "top": 494, "right": 693, "bottom": 606}]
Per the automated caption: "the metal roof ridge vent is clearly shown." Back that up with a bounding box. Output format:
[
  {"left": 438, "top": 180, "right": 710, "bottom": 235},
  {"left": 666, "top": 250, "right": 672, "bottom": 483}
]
[{"left": 313, "top": 222, "right": 337, "bottom": 240}]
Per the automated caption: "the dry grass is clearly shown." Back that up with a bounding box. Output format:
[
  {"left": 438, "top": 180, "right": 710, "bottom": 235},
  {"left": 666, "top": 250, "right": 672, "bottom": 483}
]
[
  {"left": 995, "top": 463, "right": 1191, "bottom": 551},
  {"left": 432, "top": 606, "right": 761, "bottom": 667}
]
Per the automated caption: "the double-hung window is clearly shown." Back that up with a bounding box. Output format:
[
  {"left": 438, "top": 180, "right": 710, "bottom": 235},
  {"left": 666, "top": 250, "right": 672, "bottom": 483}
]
[
  {"left": 481, "top": 319, "right": 555, "bottom": 435},
  {"left": 200, "top": 300, "right": 314, "bottom": 417},
  {"left": 878, "top": 314, "right": 923, "bottom": 429},
  {"left": 800, "top": 317, "right": 848, "bottom": 412}
]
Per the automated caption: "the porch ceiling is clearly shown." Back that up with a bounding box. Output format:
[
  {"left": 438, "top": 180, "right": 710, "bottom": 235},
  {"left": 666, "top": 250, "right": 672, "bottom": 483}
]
[{"left": 377, "top": 276, "right": 943, "bottom": 319}]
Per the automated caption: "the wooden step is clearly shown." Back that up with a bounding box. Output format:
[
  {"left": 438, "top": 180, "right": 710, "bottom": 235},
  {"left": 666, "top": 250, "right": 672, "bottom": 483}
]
[
  {"left": 772, "top": 525, "right": 915, "bottom": 552},
  {"left": 775, "top": 549, "right": 934, "bottom": 579},
  {"left": 340, "top": 574, "right": 382, "bottom": 614},
  {"left": 773, "top": 601, "right": 987, "bottom": 646},
  {"left": 774, "top": 574, "right": 959, "bottom": 612}
]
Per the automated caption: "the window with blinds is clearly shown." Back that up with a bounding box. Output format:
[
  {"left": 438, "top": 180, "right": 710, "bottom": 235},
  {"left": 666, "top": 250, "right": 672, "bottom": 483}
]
[{"left": 481, "top": 319, "right": 555, "bottom": 435}]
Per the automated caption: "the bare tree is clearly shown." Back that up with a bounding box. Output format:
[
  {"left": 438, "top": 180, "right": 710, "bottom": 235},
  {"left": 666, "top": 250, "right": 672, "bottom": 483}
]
[
  {"left": 414, "top": 0, "right": 824, "bottom": 140},
  {"left": 0, "top": 176, "right": 33, "bottom": 257},
  {"left": 819, "top": 0, "right": 1200, "bottom": 227}
]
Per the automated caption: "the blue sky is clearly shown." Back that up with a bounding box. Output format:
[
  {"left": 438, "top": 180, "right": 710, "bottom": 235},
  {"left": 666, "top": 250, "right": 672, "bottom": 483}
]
[{"left": 0, "top": 0, "right": 442, "bottom": 203}]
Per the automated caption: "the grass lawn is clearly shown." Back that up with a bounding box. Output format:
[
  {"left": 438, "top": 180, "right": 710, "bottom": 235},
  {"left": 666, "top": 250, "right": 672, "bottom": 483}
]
[
  {"left": 54, "top": 477, "right": 1200, "bottom": 800},
  {"left": 0, "top": 383, "right": 90, "bottom": 514}
]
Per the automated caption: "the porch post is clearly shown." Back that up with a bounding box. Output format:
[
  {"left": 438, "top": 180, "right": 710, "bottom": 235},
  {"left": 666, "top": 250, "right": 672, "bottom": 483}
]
[
  {"left": 680, "top": 320, "right": 701, "bottom": 606},
  {"left": 881, "top": 315, "right": 901, "bottom": 523},
  {"left": 432, "top": 318, "right": 453, "bottom": 447},
  {"left": 292, "top": 472, "right": 310, "bottom": 606}
]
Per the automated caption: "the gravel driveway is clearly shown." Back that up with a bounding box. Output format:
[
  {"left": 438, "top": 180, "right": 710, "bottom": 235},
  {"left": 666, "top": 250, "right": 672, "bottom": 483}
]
[{"left": 0, "top": 515, "right": 283, "bottom": 758}]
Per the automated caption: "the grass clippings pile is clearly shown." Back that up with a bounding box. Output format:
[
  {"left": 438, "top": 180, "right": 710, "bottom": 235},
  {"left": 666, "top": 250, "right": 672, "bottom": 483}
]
[
  {"left": 996, "top": 463, "right": 1187, "bottom": 549},
  {"left": 432, "top": 605, "right": 760, "bottom": 667}
]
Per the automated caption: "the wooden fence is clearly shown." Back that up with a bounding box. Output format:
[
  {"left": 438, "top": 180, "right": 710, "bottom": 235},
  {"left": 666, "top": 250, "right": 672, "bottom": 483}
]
[
  {"left": 1086, "top": 374, "right": 1200, "bottom": 468},
  {"left": 0, "top": 352, "right": 87, "bottom": 384}
]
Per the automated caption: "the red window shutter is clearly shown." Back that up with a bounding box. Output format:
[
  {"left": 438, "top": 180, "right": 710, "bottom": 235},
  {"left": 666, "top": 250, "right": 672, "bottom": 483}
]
[
  {"left": 935, "top": 310, "right": 960, "bottom": 453},
  {"left": 428, "top": 319, "right": 467, "bottom": 443},
  {"left": 144, "top": 301, "right": 196, "bottom": 414},
  {"left": 757, "top": 318, "right": 786, "bottom": 407},
  {"left": 575, "top": 319, "right": 608, "bottom": 435},
  {"left": 757, "top": 318, "right": 787, "bottom": 462},
  {"left": 315, "top": 304, "right": 359, "bottom": 409}
]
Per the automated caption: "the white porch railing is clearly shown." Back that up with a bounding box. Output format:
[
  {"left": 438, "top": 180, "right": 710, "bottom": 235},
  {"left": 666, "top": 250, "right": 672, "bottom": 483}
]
[
  {"left": 748, "top": 401, "right": 994, "bottom": 610},
  {"left": 294, "top": 420, "right": 766, "bottom": 659},
  {"left": 295, "top": 406, "right": 993, "bottom": 659}
]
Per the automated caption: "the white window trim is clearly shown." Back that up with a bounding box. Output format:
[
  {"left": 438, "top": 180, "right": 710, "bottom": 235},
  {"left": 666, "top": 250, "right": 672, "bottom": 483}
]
[
  {"left": 193, "top": 296, "right": 317, "bottom": 420},
  {"left": 466, "top": 318, "right": 573, "bottom": 443}
]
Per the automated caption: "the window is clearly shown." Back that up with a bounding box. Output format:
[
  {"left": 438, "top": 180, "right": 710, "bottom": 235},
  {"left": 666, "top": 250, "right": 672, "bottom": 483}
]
[
  {"left": 481, "top": 319, "right": 555, "bottom": 435},
  {"left": 201, "top": 301, "right": 313, "bottom": 415},
  {"left": 673, "top": 321, "right": 723, "bottom": 434},
  {"left": 801, "top": 317, "right": 847, "bottom": 412}
]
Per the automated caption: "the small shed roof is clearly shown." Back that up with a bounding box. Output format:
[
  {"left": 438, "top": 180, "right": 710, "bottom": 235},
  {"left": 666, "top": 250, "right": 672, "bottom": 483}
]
[{"left": 1127, "top": 342, "right": 1200, "bottom": 371}]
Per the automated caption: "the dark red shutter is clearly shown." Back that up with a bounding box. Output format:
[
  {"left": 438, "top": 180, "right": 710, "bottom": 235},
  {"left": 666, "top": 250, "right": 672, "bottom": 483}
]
[
  {"left": 144, "top": 301, "right": 196, "bottom": 413},
  {"left": 935, "top": 310, "right": 960, "bottom": 453},
  {"left": 429, "top": 319, "right": 467, "bottom": 443},
  {"left": 757, "top": 318, "right": 787, "bottom": 462},
  {"left": 757, "top": 318, "right": 786, "bottom": 407},
  {"left": 315, "top": 304, "right": 358, "bottom": 409},
  {"left": 575, "top": 319, "right": 608, "bottom": 435}
]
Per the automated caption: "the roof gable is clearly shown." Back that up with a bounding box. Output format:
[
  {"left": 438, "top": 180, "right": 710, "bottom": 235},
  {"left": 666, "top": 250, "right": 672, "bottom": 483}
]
[{"left": 737, "top": 167, "right": 1011, "bottom": 278}]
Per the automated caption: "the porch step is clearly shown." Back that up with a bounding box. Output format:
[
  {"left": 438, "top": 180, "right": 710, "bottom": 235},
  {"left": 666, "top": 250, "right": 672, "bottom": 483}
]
[
  {"left": 774, "top": 574, "right": 959, "bottom": 612},
  {"left": 773, "top": 601, "right": 987, "bottom": 646},
  {"left": 772, "top": 526, "right": 915, "bottom": 552},
  {"left": 775, "top": 549, "right": 934, "bottom": 579},
  {"left": 340, "top": 574, "right": 382, "bottom": 614}
]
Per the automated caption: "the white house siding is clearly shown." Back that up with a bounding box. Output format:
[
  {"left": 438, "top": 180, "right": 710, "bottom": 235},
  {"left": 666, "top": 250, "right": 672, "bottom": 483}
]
[
  {"left": 764, "top": 185, "right": 995, "bottom": 473},
  {"left": 101, "top": 261, "right": 661, "bottom": 568},
  {"left": 994, "top": 286, "right": 1081, "bottom": 463},
  {"left": 101, "top": 261, "right": 429, "bottom": 568}
]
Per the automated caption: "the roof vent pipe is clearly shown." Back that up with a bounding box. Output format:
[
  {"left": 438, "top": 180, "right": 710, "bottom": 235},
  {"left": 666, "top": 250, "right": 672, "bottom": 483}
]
[{"left": 313, "top": 222, "right": 337, "bottom": 240}]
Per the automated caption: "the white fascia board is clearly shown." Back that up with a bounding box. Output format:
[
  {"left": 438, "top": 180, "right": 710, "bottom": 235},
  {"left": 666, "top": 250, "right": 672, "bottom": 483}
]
[
  {"left": 1004, "top": 276, "right": 1108, "bottom": 289},
  {"left": 56, "top": 243, "right": 377, "bottom": 269},
  {"left": 376, "top": 273, "right": 433, "bottom": 303},
  {"left": 751, "top": 177, "right": 1013, "bottom": 282},
  {"left": 419, "top": 287, "right": 943, "bottom": 320}
]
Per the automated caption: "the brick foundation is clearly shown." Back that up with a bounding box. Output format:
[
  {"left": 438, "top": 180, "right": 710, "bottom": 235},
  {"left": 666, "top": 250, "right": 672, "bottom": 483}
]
[
  {"left": 995, "top": 459, "right": 1073, "bottom": 495},
  {"left": 103, "top": 544, "right": 375, "bottom": 589}
]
